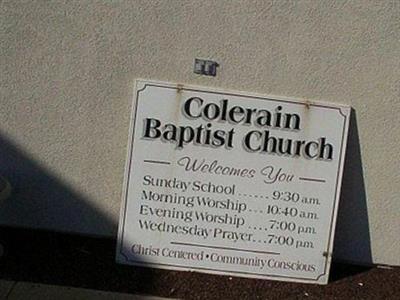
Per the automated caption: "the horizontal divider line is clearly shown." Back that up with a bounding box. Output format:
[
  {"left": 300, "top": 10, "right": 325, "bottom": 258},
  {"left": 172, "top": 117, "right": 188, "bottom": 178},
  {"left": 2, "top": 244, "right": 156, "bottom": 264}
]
[
  {"left": 171, "top": 241, "right": 280, "bottom": 256},
  {"left": 299, "top": 177, "right": 326, "bottom": 183},
  {"left": 143, "top": 159, "right": 171, "bottom": 165}
]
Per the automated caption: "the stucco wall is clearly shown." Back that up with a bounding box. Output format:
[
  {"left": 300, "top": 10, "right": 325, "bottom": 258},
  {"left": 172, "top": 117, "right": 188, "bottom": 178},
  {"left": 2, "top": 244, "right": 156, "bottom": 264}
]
[{"left": 1, "top": 1, "right": 399, "bottom": 266}]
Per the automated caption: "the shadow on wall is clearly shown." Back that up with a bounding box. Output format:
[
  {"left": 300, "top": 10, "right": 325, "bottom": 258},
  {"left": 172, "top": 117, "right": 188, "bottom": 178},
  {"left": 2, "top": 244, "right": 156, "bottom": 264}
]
[
  {"left": 333, "top": 109, "right": 372, "bottom": 265},
  {"left": 0, "top": 109, "right": 373, "bottom": 271},
  {"left": 0, "top": 132, "right": 116, "bottom": 236},
  {"left": 0, "top": 131, "right": 147, "bottom": 268}
]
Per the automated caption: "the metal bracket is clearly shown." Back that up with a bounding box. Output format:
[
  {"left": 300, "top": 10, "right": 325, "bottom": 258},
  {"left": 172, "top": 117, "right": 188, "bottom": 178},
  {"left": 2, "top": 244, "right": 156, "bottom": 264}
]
[{"left": 194, "top": 59, "right": 219, "bottom": 77}]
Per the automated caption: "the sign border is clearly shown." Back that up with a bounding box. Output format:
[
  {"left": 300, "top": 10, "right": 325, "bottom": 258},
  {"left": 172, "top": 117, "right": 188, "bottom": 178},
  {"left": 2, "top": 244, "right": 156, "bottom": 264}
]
[{"left": 116, "top": 79, "right": 350, "bottom": 285}]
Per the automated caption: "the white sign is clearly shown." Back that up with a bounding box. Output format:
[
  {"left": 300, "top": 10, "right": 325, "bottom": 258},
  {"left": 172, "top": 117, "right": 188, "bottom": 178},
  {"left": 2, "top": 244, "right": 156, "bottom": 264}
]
[{"left": 116, "top": 80, "right": 350, "bottom": 284}]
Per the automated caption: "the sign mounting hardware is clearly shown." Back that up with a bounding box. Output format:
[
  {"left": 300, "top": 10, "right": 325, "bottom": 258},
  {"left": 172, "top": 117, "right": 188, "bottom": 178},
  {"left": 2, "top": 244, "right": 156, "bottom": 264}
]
[{"left": 194, "top": 58, "right": 219, "bottom": 76}]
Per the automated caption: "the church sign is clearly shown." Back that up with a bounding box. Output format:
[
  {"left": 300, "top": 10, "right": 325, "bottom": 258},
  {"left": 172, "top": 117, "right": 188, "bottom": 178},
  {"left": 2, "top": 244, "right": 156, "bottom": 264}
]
[{"left": 116, "top": 80, "right": 350, "bottom": 284}]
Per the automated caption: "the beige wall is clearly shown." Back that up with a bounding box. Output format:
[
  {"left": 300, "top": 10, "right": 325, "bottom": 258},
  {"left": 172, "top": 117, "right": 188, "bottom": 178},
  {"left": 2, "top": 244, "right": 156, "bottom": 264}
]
[{"left": 1, "top": 1, "right": 399, "bottom": 266}]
